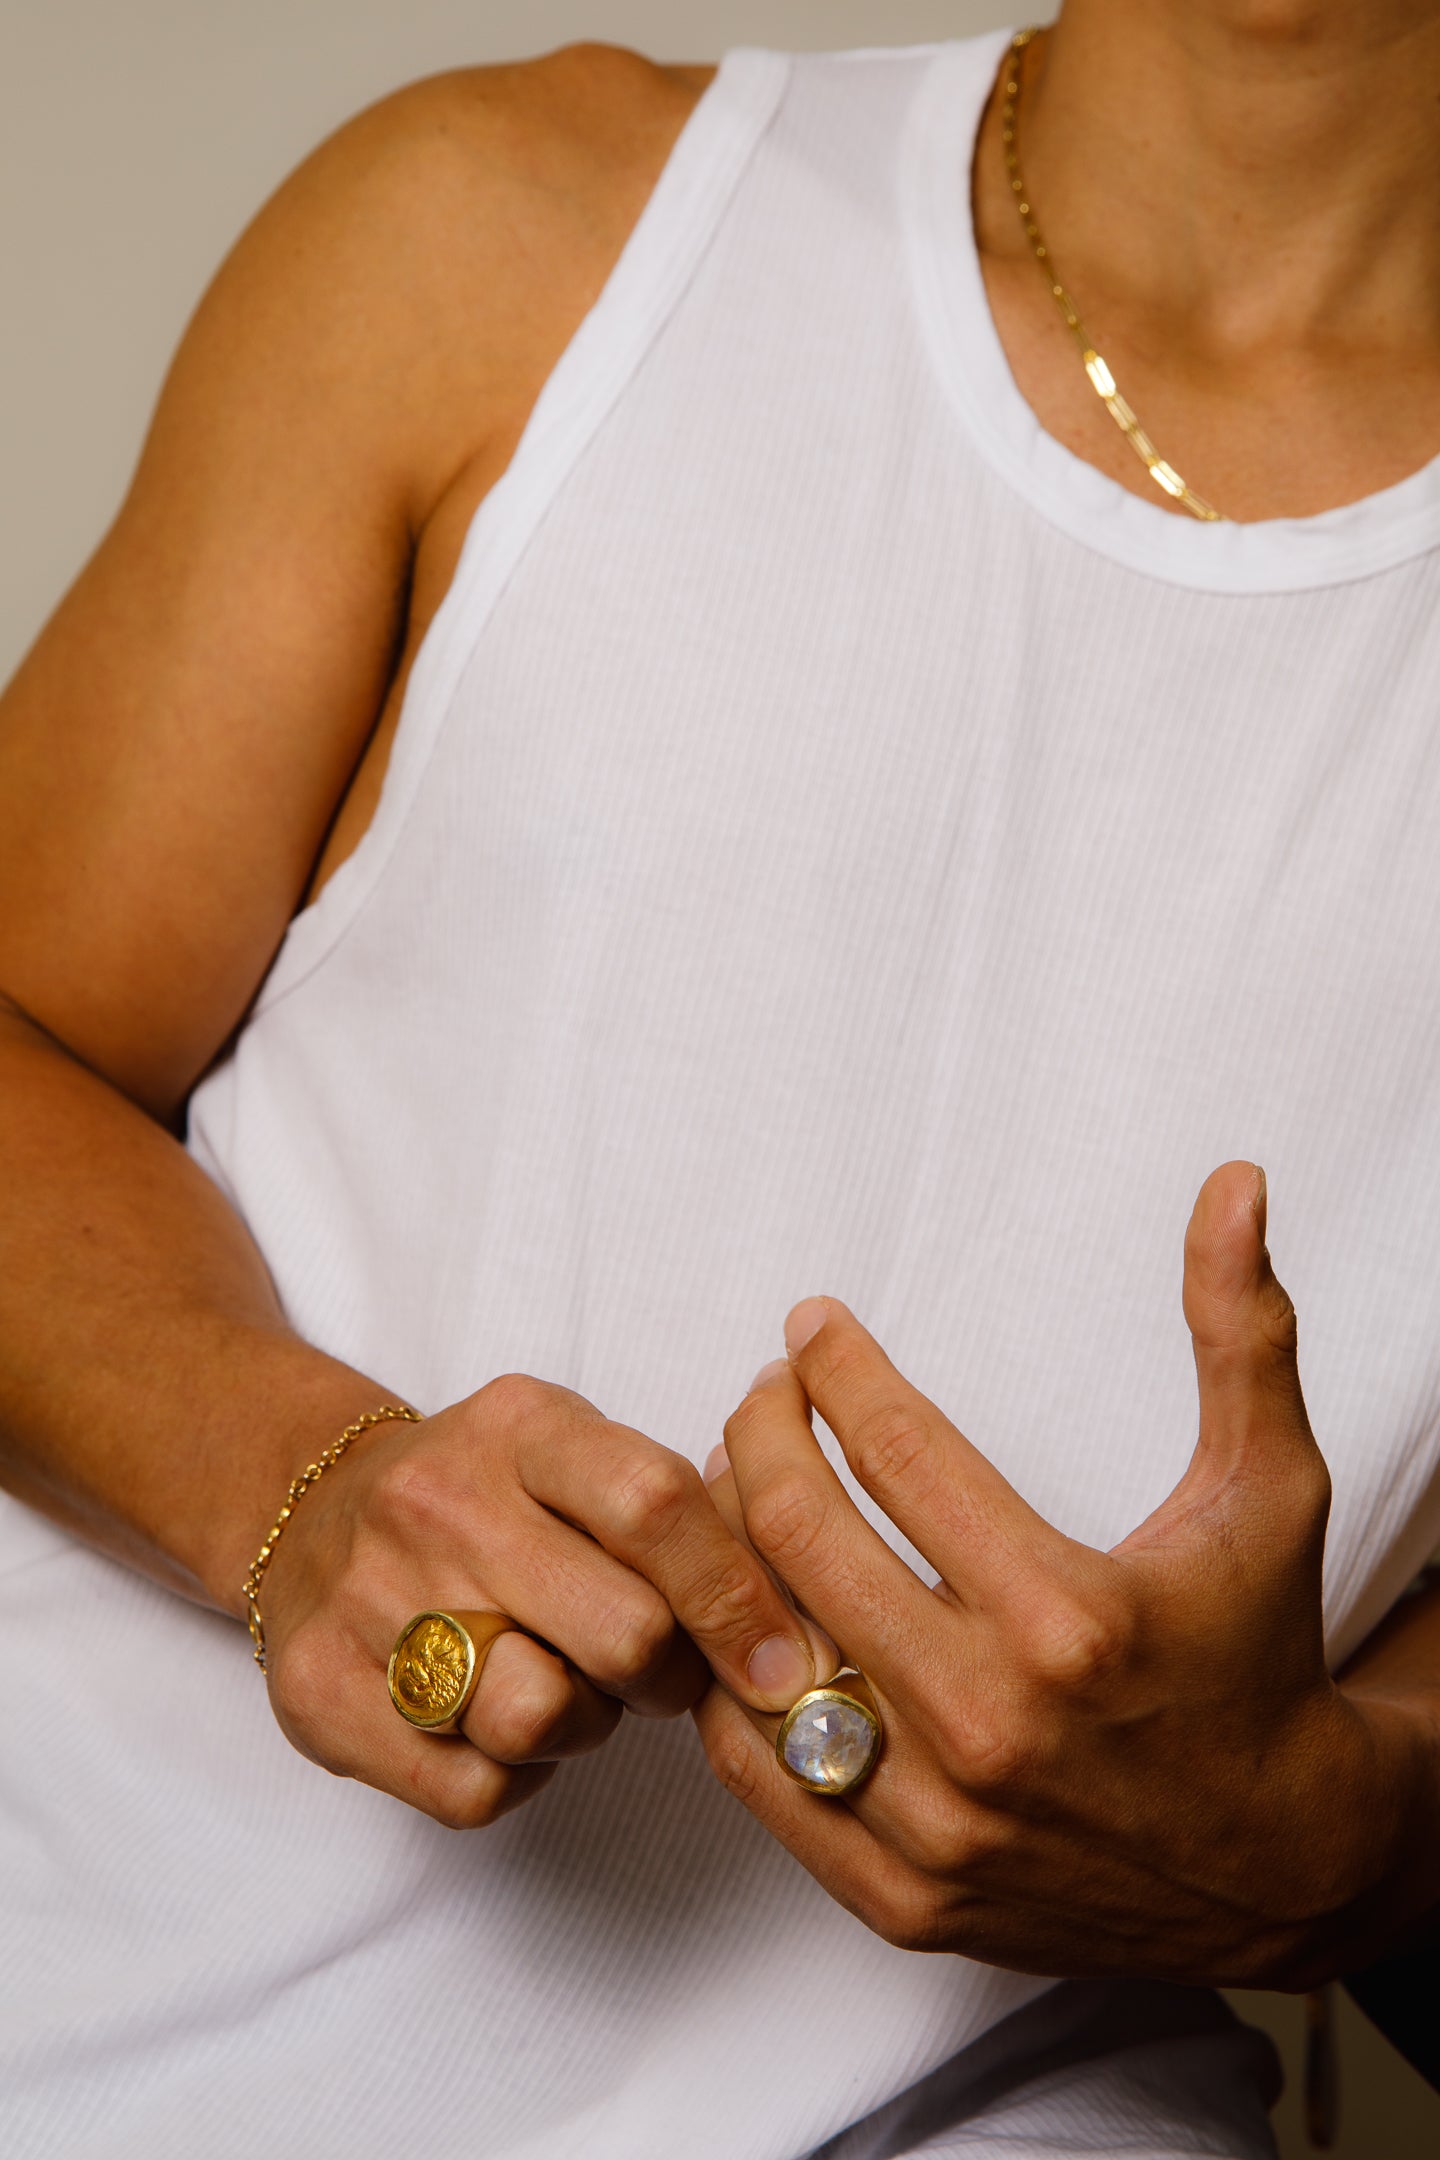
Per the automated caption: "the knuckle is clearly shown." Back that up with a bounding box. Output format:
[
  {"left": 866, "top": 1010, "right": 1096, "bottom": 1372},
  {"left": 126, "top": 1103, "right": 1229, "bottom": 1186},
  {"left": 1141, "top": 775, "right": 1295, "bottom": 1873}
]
[
  {"left": 1258, "top": 1272, "right": 1299, "bottom": 1357},
  {"left": 1026, "top": 1591, "right": 1133, "bottom": 1690},
  {"left": 432, "top": 1763, "right": 558, "bottom": 1829},
  {"left": 744, "top": 1472, "right": 830, "bottom": 1574},
  {"left": 1298, "top": 1452, "right": 1333, "bottom": 1525},
  {"left": 269, "top": 1626, "right": 334, "bottom": 1740},
  {"left": 1276, "top": 1450, "right": 1332, "bottom": 1551},
  {"left": 428, "top": 1784, "right": 504, "bottom": 1832},
  {"left": 476, "top": 1370, "right": 552, "bottom": 1432},
  {"left": 846, "top": 1403, "right": 931, "bottom": 1495},
  {"left": 401, "top": 1747, "right": 514, "bottom": 1830},
  {"left": 608, "top": 1450, "right": 701, "bottom": 1549},
  {"left": 956, "top": 1715, "right": 1036, "bottom": 1797},
  {"left": 873, "top": 1881, "right": 947, "bottom": 1955},
  {"left": 589, "top": 1592, "right": 675, "bottom": 1691},
  {"left": 804, "top": 1326, "right": 863, "bottom": 1394},
  {"left": 369, "top": 1454, "right": 454, "bottom": 1544},
  {"left": 706, "top": 1733, "right": 766, "bottom": 1809},
  {"left": 679, "top": 1556, "right": 771, "bottom": 1650},
  {"left": 1288, "top": 1439, "right": 1332, "bottom": 1512},
  {"left": 722, "top": 1392, "right": 768, "bottom": 1452},
  {"left": 948, "top": 1807, "right": 1013, "bottom": 1872},
  {"left": 893, "top": 1794, "right": 967, "bottom": 1881},
  {"left": 485, "top": 1677, "right": 566, "bottom": 1762}
]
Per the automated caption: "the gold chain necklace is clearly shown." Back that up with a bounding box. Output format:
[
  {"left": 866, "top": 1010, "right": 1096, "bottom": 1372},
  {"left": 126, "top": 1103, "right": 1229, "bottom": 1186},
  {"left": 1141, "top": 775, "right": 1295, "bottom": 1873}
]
[{"left": 1002, "top": 27, "right": 1224, "bottom": 522}]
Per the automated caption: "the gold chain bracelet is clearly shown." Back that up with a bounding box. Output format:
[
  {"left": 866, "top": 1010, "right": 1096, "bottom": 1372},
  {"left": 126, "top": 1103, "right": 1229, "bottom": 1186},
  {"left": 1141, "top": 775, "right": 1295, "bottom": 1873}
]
[{"left": 242, "top": 1404, "right": 423, "bottom": 1672}]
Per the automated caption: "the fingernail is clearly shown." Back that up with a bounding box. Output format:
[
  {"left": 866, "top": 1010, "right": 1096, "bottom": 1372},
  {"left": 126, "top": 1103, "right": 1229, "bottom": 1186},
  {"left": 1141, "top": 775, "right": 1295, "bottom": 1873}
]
[
  {"left": 749, "top": 1357, "right": 788, "bottom": 1391},
  {"left": 747, "top": 1632, "right": 814, "bottom": 1707},
  {"left": 702, "top": 1443, "right": 729, "bottom": 1484},
  {"left": 1252, "top": 1164, "right": 1268, "bottom": 1238},
  {"left": 784, "top": 1298, "right": 829, "bottom": 1359}
]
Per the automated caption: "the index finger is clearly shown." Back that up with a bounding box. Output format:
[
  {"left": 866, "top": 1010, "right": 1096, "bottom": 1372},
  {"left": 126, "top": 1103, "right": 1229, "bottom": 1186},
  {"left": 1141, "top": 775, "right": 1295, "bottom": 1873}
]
[
  {"left": 517, "top": 1408, "right": 826, "bottom": 1715},
  {"left": 783, "top": 1298, "right": 1071, "bottom": 1606},
  {"left": 718, "top": 1358, "right": 938, "bottom": 1697}
]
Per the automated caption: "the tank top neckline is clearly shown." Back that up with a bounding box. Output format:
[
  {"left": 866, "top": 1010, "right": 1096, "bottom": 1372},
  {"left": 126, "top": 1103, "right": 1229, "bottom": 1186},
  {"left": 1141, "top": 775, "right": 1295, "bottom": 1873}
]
[{"left": 896, "top": 26, "right": 1440, "bottom": 594}]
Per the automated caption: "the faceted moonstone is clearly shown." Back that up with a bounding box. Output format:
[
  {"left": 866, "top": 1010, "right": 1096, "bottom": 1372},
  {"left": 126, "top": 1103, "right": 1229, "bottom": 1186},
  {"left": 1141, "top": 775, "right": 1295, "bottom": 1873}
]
[{"left": 781, "top": 1696, "right": 879, "bottom": 1794}]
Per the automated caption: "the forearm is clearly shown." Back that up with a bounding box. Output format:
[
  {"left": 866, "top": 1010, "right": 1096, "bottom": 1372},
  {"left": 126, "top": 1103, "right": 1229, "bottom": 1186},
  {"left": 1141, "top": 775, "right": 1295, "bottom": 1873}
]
[{"left": 0, "top": 1002, "right": 392, "bottom": 1613}]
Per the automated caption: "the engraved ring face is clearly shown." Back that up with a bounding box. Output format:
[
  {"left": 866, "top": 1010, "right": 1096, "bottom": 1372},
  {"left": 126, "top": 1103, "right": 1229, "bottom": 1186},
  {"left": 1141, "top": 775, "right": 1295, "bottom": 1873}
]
[{"left": 388, "top": 1612, "right": 476, "bottom": 1729}]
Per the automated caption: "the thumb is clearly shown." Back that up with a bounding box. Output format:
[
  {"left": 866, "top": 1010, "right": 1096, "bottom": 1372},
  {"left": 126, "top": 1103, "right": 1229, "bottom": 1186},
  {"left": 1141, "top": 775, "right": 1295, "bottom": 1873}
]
[
  {"left": 1181, "top": 1160, "right": 1316, "bottom": 1477},
  {"left": 1119, "top": 1162, "right": 1327, "bottom": 1568}
]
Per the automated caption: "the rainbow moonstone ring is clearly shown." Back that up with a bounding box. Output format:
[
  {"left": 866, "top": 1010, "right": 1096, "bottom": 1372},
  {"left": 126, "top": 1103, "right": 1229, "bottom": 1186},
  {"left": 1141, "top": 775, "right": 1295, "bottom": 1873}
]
[{"left": 775, "top": 1672, "right": 883, "bottom": 1796}]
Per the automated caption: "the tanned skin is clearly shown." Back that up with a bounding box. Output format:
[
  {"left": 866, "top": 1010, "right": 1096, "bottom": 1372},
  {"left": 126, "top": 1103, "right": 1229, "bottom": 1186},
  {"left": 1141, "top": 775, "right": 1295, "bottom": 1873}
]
[{"left": 1, "top": 17, "right": 1437, "bottom": 1978}]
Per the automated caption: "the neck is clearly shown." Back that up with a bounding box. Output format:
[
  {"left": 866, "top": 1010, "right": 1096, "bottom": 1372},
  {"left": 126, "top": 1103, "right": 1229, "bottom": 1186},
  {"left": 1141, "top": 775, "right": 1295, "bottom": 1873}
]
[{"left": 1018, "top": 1, "right": 1440, "bottom": 355}]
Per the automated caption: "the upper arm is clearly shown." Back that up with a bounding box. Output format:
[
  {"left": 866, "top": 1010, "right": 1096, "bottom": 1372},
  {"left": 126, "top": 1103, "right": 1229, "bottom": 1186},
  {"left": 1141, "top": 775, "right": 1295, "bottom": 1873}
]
[{"left": 0, "top": 44, "right": 702, "bottom": 1122}]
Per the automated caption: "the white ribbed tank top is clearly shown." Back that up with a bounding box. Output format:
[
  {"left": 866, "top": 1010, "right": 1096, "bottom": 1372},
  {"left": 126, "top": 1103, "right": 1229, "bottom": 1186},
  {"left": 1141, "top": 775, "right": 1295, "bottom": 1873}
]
[{"left": 6, "top": 32, "right": 1440, "bottom": 2159}]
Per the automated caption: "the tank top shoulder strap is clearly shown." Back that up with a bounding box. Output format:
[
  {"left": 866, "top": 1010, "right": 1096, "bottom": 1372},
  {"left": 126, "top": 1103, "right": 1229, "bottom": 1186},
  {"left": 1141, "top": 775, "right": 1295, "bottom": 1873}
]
[{"left": 256, "top": 45, "right": 793, "bottom": 1015}]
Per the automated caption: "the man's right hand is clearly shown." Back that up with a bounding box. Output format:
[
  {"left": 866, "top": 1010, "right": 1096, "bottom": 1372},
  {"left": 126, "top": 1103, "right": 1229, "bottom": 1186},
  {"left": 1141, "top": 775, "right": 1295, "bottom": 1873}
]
[{"left": 259, "top": 1376, "right": 830, "bottom": 1828}]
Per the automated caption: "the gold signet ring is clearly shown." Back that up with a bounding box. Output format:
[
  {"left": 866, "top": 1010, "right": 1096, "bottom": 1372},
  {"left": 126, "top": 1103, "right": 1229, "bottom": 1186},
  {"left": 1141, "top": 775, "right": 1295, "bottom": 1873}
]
[
  {"left": 775, "top": 1669, "right": 883, "bottom": 1796},
  {"left": 387, "top": 1609, "right": 518, "bottom": 1733}
]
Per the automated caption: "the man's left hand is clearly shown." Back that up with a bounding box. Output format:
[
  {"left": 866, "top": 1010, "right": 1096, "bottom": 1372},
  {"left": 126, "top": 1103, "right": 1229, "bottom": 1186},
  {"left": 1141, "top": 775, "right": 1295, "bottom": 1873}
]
[{"left": 696, "top": 1161, "right": 1434, "bottom": 1987}]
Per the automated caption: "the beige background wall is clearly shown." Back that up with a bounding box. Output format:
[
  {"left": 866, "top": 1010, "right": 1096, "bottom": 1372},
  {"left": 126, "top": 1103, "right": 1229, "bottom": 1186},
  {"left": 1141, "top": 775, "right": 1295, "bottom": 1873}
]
[{"left": 3, "top": 5, "right": 1437, "bottom": 2154}]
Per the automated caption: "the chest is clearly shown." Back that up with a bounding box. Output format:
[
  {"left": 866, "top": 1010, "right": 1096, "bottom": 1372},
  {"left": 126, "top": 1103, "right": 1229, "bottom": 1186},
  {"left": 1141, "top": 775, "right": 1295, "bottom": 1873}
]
[
  {"left": 354, "top": 486, "right": 1440, "bottom": 1624},
  {"left": 214, "top": 263, "right": 1440, "bottom": 1665}
]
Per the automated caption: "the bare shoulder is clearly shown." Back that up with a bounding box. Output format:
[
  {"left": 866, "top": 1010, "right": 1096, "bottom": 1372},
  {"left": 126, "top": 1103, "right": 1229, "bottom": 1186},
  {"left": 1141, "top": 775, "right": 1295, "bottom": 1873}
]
[
  {"left": 282, "top": 40, "right": 710, "bottom": 196},
  {"left": 365, "top": 42, "right": 715, "bottom": 181},
  {"left": 204, "top": 43, "right": 715, "bottom": 522},
  {"left": 284, "top": 42, "right": 713, "bottom": 287},
  {"left": 0, "top": 45, "right": 711, "bottom": 1116}
]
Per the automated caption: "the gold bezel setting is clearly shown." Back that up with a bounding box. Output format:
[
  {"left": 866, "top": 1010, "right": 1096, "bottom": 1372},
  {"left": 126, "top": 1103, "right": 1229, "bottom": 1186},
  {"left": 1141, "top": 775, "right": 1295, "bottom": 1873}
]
[{"left": 775, "top": 1678, "right": 883, "bottom": 1797}]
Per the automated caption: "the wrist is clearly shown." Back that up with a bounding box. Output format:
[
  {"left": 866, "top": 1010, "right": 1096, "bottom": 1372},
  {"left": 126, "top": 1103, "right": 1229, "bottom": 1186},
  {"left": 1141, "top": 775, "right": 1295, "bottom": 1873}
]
[
  {"left": 1339, "top": 1682, "right": 1440, "bottom": 1958},
  {"left": 239, "top": 1399, "right": 422, "bottom": 1670},
  {"left": 1265, "top": 1683, "right": 1440, "bottom": 1989},
  {"left": 188, "top": 1355, "right": 413, "bottom": 1617}
]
